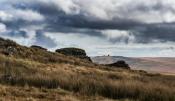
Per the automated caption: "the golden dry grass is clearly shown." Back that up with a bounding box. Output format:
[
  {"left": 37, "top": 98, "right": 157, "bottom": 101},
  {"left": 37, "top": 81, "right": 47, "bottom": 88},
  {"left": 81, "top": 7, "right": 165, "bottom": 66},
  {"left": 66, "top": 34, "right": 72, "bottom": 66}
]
[
  {"left": 0, "top": 83, "right": 87, "bottom": 101},
  {"left": 0, "top": 54, "right": 174, "bottom": 101},
  {"left": 0, "top": 38, "right": 174, "bottom": 101}
]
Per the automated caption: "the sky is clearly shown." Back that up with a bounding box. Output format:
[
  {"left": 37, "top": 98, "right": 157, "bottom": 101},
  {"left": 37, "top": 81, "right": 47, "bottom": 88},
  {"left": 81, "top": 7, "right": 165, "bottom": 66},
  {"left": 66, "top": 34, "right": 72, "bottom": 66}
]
[{"left": 0, "top": 0, "right": 175, "bottom": 57}]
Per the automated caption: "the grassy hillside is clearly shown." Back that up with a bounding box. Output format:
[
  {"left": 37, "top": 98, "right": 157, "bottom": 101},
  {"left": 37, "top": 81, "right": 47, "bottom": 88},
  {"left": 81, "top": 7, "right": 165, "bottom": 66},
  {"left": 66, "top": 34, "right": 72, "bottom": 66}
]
[{"left": 0, "top": 38, "right": 175, "bottom": 101}]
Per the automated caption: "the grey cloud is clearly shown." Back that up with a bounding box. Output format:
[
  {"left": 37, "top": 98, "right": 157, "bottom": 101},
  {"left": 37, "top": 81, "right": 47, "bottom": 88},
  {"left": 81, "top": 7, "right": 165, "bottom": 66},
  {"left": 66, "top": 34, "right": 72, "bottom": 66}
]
[
  {"left": 2, "top": 0, "right": 175, "bottom": 45},
  {"left": 34, "top": 30, "right": 57, "bottom": 48},
  {"left": 6, "top": 30, "right": 28, "bottom": 38},
  {"left": 133, "top": 23, "right": 175, "bottom": 43}
]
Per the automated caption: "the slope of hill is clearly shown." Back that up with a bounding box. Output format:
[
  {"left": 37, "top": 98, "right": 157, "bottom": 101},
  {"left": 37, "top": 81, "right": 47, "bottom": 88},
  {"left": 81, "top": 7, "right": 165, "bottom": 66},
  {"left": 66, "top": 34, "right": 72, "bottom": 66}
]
[
  {"left": 0, "top": 38, "right": 175, "bottom": 101},
  {"left": 91, "top": 56, "right": 175, "bottom": 74}
]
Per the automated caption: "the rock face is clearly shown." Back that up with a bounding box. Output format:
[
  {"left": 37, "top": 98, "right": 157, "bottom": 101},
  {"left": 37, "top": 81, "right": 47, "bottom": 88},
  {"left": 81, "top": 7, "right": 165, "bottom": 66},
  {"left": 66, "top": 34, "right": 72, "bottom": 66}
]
[
  {"left": 106, "top": 60, "right": 130, "bottom": 69},
  {"left": 0, "top": 38, "right": 18, "bottom": 56},
  {"left": 56, "top": 48, "right": 92, "bottom": 62},
  {"left": 31, "top": 45, "right": 47, "bottom": 51},
  {"left": 0, "top": 38, "right": 17, "bottom": 47}
]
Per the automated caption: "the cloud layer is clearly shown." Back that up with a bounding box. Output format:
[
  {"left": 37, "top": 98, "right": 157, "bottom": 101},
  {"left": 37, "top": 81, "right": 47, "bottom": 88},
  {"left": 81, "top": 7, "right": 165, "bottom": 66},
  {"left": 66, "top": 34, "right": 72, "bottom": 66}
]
[{"left": 0, "top": 0, "right": 175, "bottom": 57}]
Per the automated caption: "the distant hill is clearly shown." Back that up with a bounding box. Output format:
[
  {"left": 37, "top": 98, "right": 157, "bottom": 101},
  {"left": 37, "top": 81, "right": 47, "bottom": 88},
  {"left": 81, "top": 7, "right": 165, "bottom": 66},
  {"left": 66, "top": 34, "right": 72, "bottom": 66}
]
[{"left": 91, "top": 56, "right": 175, "bottom": 74}]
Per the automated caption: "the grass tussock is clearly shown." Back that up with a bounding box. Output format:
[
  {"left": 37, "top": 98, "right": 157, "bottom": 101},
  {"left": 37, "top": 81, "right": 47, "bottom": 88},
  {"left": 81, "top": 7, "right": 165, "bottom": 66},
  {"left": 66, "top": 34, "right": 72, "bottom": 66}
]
[{"left": 0, "top": 54, "right": 175, "bottom": 101}]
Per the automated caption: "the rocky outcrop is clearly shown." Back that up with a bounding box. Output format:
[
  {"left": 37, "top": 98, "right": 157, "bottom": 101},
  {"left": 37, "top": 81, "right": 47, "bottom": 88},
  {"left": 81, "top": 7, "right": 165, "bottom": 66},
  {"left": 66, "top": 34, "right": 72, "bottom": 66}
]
[
  {"left": 31, "top": 45, "right": 47, "bottom": 51},
  {"left": 106, "top": 60, "right": 130, "bottom": 69},
  {"left": 0, "top": 38, "right": 18, "bottom": 56},
  {"left": 56, "top": 48, "right": 92, "bottom": 62},
  {"left": 0, "top": 38, "right": 17, "bottom": 48}
]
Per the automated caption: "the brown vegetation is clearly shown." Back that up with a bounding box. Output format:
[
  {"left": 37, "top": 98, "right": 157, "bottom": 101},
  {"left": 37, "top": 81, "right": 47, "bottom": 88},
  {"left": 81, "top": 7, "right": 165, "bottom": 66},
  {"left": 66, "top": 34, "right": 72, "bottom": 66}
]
[
  {"left": 0, "top": 54, "right": 174, "bottom": 101},
  {"left": 0, "top": 38, "right": 175, "bottom": 101}
]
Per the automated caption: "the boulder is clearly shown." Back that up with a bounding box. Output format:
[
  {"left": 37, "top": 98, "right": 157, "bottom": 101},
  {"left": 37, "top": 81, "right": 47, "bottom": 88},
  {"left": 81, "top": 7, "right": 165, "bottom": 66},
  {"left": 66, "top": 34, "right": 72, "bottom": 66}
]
[
  {"left": 56, "top": 48, "right": 92, "bottom": 62},
  {"left": 0, "top": 37, "right": 17, "bottom": 48},
  {"left": 0, "top": 38, "right": 18, "bottom": 56},
  {"left": 31, "top": 45, "right": 47, "bottom": 51},
  {"left": 106, "top": 60, "right": 130, "bottom": 69}
]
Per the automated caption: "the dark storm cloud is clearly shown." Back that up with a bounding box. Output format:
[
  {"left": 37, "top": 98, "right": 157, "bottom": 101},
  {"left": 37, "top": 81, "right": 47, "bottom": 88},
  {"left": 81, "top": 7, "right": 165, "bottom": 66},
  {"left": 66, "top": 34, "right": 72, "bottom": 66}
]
[
  {"left": 135, "top": 23, "right": 175, "bottom": 43},
  {"left": 6, "top": 30, "right": 28, "bottom": 38},
  {"left": 34, "top": 30, "right": 57, "bottom": 48},
  {"left": 13, "top": 1, "right": 144, "bottom": 30},
  {"left": 2, "top": 0, "right": 175, "bottom": 44}
]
